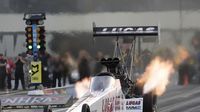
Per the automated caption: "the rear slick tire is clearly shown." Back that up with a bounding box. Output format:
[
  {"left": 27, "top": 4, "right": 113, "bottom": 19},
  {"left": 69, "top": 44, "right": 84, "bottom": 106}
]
[{"left": 143, "top": 92, "right": 154, "bottom": 112}]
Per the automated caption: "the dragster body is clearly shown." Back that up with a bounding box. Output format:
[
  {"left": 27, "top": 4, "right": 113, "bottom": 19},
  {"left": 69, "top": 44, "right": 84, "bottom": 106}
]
[
  {"left": 67, "top": 24, "right": 159, "bottom": 112},
  {"left": 67, "top": 73, "right": 143, "bottom": 112}
]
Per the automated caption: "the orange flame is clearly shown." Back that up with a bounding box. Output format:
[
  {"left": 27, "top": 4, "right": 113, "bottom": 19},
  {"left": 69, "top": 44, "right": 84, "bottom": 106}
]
[
  {"left": 137, "top": 46, "right": 189, "bottom": 96},
  {"left": 75, "top": 77, "right": 91, "bottom": 98},
  {"left": 137, "top": 57, "right": 174, "bottom": 96}
]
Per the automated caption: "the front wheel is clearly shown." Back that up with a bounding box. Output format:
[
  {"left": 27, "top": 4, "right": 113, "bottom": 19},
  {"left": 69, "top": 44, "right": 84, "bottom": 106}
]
[
  {"left": 43, "top": 105, "right": 52, "bottom": 112},
  {"left": 82, "top": 104, "right": 90, "bottom": 112}
]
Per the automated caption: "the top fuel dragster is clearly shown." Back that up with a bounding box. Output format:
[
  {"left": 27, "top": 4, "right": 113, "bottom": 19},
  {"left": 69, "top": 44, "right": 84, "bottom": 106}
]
[{"left": 67, "top": 23, "right": 160, "bottom": 112}]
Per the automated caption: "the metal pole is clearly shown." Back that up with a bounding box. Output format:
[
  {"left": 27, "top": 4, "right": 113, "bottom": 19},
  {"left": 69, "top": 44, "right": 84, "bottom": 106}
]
[
  {"left": 138, "top": 37, "right": 141, "bottom": 73},
  {"left": 129, "top": 38, "right": 135, "bottom": 79},
  {"left": 113, "top": 37, "right": 120, "bottom": 58},
  {"left": 32, "top": 24, "right": 38, "bottom": 61},
  {"left": 138, "top": 37, "right": 141, "bottom": 58}
]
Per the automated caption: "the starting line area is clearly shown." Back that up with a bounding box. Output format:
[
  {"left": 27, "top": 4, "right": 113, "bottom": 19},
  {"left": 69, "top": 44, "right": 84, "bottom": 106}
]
[{"left": 0, "top": 86, "right": 75, "bottom": 110}]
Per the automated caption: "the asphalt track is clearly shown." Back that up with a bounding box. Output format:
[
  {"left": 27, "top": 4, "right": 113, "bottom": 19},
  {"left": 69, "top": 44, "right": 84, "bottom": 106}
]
[
  {"left": 1, "top": 84, "right": 200, "bottom": 112},
  {"left": 158, "top": 84, "right": 200, "bottom": 112}
]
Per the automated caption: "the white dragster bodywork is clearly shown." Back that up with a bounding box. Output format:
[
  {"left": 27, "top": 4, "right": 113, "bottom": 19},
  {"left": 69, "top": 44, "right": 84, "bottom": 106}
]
[
  {"left": 67, "top": 24, "right": 159, "bottom": 112},
  {"left": 67, "top": 23, "right": 159, "bottom": 112},
  {"left": 67, "top": 75, "right": 143, "bottom": 112}
]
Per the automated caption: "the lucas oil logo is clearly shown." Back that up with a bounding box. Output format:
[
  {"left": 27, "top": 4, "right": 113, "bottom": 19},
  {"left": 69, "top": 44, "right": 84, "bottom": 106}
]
[{"left": 101, "top": 27, "right": 156, "bottom": 33}]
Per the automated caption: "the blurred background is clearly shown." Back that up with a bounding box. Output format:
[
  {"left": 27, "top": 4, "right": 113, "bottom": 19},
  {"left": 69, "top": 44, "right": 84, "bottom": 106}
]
[
  {"left": 0, "top": 0, "right": 200, "bottom": 87},
  {"left": 0, "top": 1, "right": 200, "bottom": 112},
  {"left": 0, "top": 0, "right": 199, "bottom": 56}
]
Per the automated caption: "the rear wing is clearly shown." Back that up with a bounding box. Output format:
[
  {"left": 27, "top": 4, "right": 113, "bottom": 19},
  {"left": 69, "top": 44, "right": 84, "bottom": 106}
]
[{"left": 93, "top": 24, "right": 160, "bottom": 37}]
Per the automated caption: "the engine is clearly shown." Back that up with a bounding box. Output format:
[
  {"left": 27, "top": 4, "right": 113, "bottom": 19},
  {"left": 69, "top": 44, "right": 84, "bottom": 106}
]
[{"left": 100, "top": 58, "right": 143, "bottom": 98}]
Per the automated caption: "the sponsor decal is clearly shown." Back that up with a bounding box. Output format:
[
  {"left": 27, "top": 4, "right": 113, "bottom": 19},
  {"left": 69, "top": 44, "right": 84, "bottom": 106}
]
[
  {"left": 0, "top": 95, "right": 68, "bottom": 106},
  {"left": 102, "top": 95, "right": 123, "bottom": 112},
  {"left": 102, "top": 97, "right": 114, "bottom": 112},
  {"left": 31, "top": 61, "right": 42, "bottom": 84},
  {"left": 2, "top": 97, "right": 53, "bottom": 104},
  {"left": 101, "top": 27, "right": 156, "bottom": 33},
  {"left": 124, "top": 98, "right": 143, "bottom": 112},
  {"left": 94, "top": 26, "right": 158, "bottom": 36}
]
